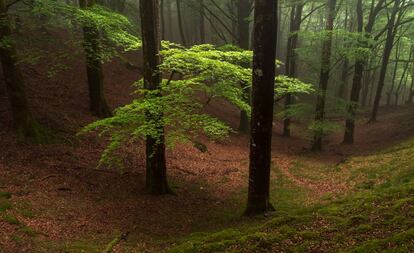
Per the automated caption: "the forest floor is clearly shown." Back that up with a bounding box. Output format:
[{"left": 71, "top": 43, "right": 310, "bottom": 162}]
[{"left": 1, "top": 56, "right": 414, "bottom": 252}]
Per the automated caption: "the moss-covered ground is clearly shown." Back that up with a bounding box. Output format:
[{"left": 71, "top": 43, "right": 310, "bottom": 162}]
[{"left": 168, "top": 139, "right": 414, "bottom": 253}]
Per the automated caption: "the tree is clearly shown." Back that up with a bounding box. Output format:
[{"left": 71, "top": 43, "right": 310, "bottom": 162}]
[
  {"left": 244, "top": 0, "right": 277, "bottom": 216},
  {"left": 0, "top": 0, "right": 48, "bottom": 142},
  {"left": 283, "top": 2, "right": 304, "bottom": 137},
  {"left": 343, "top": 0, "right": 389, "bottom": 143},
  {"left": 370, "top": 0, "right": 401, "bottom": 122},
  {"left": 176, "top": 0, "right": 187, "bottom": 47},
  {"left": 343, "top": 0, "right": 364, "bottom": 144},
  {"left": 79, "top": 0, "right": 112, "bottom": 118},
  {"left": 237, "top": 0, "right": 251, "bottom": 134},
  {"left": 311, "top": 0, "right": 336, "bottom": 151},
  {"left": 140, "top": 0, "right": 171, "bottom": 194}
]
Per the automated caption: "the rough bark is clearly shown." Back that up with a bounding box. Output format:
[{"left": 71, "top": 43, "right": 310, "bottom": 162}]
[
  {"left": 140, "top": 0, "right": 171, "bottom": 195},
  {"left": 244, "top": 0, "right": 277, "bottom": 216}
]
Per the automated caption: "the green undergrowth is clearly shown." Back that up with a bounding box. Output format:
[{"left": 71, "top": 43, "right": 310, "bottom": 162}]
[{"left": 168, "top": 139, "right": 414, "bottom": 253}]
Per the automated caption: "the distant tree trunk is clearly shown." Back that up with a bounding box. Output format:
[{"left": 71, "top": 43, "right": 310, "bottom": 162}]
[
  {"left": 312, "top": 0, "right": 336, "bottom": 151},
  {"left": 395, "top": 48, "right": 412, "bottom": 105},
  {"left": 199, "top": 0, "right": 205, "bottom": 43},
  {"left": 140, "top": 0, "right": 171, "bottom": 195},
  {"left": 337, "top": 9, "right": 350, "bottom": 99},
  {"left": 80, "top": 0, "right": 111, "bottom": 118},
  {"left": 343, "top": 0, "right": 363, "bottom": 144},
  {"left": 176, "top": 0, "right": 187, "bottom": 46},
  {"left": 283, "top": 3, "right": 303, "bottom": 137},
  {"left": 237, "top": 0, "right": 251, "bottom": 134},
  {"left": 166, "top": 0, "right": 173, "bottom": 40},
  {"left": 244, "top": 0, "right": 277, "bottom": 216},
  {"left": 0, "top": 0, "right": 47, "bottom": 142},
  {"left": 160, "top": 0, "right": 165, "bottom": 40},
  {"left": 408, "top": 50, "right": 414, "bottom": 103},
  {"left": 387, "top": 41, "right": 401, "bottom": 105},
  {"left": 370, "top": 0, "right": 400, "bottom": 122}
]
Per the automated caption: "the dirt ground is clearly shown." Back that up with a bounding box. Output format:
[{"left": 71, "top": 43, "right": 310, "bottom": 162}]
[{"left": 1, "top": 53, "right": 414, "bottom": 252}]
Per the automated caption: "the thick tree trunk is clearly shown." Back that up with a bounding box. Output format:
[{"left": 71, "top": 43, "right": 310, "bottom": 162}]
[
  {"left": 0, "top": 0, "right": 47, "bottom": 142},
  {"left": 140, "top": 0, "right": 171, "bottom": 195},
  {"left": 370, "top": 0, "right": 400, "bottom": 122},
  {"left": 244, "top": 0, "right": 277, "bottom": 216},
  {"left": 237, "top": 0, "right": 251, "bottom": 134},
  {"left": 283, "top": 3, "right": 303, "bottom": 137},
  {"left": 312, "top": 0, "right": 336, "bottom": 151},
  {"left": 80, "top": 0, "right": 111, "bottom": 118}
]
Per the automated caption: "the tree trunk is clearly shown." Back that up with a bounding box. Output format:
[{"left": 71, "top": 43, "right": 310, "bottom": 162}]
[
  {"left": 244, "top": 0, "right": 277, "bottom": 216},
  {"left": 370, "top": 0, "right": 400, "bottom": 122},
  {"left": 0, "top": 0, "right": 47, "bottom": 142},
  {"left": 176, "top": 0, "right": 187, "bottom": 47},
  {"left": 237, "top": 0, "right": 251, "bottom": 134},
  {"left": 80, "top": 0, "right": 111, "bottom": 118},
  {"left": 199, "top": 0, "right": 205, "bottom": 44},
  {"left": 343, "top": 0, "right": 363, "bottom": 144},
  {"left": 283, "top": 3, "right": 303, "bottom": 137},
  {"left": 140, "top": 0, "right": 171, "bottom": 195},
  {"left": 312, "top": 0, "right": 336, "bottom": 151}
]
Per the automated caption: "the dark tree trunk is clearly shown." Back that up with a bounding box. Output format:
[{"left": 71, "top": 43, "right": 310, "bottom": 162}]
[
  {"left": 343, "top": 0, "right": 363, "bottom": 144},
  {"left": 283, "top": 3, "right": 303, "bottom": 137},
  {"left": 312, "top": 0, "right": 336, "bottom": 151},
  {"left": 237, "top": 0, "right": 251, "bottom": 134},
  {"left": 80, "top": 0, "right": 111, "bottom": 118},
  {"left": 176, "top": 0, "right": 187, "bottom": 47},
  {"left": 244, "top": 0, "right": 277, "bottom": 216},
  {"left": 370, "top": 0, "right": 400, "bottom": 122},
  {"left": 140, "top": 0, "right": 171, "bottom": 195},
  {"left": 0, "top": 0, "right": 47, "bottom": 142}
]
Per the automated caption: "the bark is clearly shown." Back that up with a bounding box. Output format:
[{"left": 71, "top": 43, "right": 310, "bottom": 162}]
[
  {"left": 283, "top": 3, "right": 303, "bottom": 137},
  {"left": 80, "top": 0, "right": 111, "bottom": 118},
  {"left": 370, "top": 0, "right": 400, "bottom": 122},
  {"left": 244, "top": 0, "right": 277, "bottom": 216},
  {"left": 237, "top": 0, "right": 251, "bottom": 134},
  {"left": 0, "top": 0, "right": 47, "bottom": 142},
  {"left": 140, "top": 0, "right": 171, "bottom": 195},
  {"left": 312, "top": 0, "right": 336, "bottom": 151}
]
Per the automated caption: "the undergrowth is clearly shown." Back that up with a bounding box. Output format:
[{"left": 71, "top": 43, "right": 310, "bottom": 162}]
[{"left": 168, "top": 139, "right": 414, "bottom": 253}]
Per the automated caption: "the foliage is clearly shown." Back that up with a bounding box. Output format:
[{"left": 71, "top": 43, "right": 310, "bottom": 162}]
[{"left": 82, "top": 43, "right": 313, "bottom": 169}]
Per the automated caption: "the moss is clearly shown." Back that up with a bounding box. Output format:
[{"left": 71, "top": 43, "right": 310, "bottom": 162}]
[
  {"left": 19, "top": 226, "right": 38, "bottom": 237},
  {"left": 353, "top": 224, "right": 372, "bottom": 233},
  {"left": 11, "top": 235, "right": 23, "bottom": 243},
  {"left": 0, "top": 197, "right": 12, "bottom": 212},
  {"left": 0, "top": 191, "right": 12, "bottom": 199},
  {"left": 392, "top": 197, "right": 413, "bottom": 210},
  {"left": 2, "top": 214, "right": 21, "bottom": 225}
]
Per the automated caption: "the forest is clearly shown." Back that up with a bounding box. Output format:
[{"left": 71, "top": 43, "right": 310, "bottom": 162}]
[{"left": 0, "top": 0, "right": 413, "bottom": 252}]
